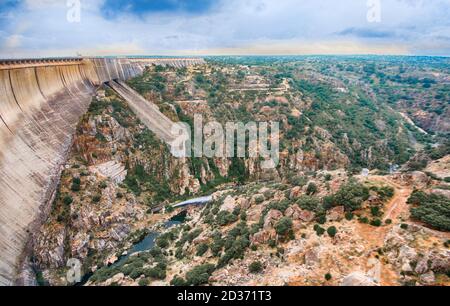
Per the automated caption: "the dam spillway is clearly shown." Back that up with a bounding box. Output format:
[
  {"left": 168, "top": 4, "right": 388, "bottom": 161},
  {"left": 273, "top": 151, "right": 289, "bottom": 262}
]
[{"left": 0, "top": 57, "right": 205, "bottom": 285}]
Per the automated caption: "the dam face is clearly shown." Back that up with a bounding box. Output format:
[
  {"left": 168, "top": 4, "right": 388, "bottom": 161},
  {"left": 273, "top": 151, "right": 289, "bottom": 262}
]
[{"left": 0, "top": 57, "right": 205, "bottom": 285}]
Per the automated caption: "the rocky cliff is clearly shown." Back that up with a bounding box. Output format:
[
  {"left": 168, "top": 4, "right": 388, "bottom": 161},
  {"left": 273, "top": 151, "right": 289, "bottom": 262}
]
[{"left": 0, "top": 57, "right": 205, "bottom": 285}]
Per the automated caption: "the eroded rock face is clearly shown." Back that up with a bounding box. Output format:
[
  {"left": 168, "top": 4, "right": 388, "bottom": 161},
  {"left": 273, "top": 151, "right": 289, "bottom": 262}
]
[
  {"left": 327, "top": 206, "right": 345, "bottom": 222},
  {"left": 251, "top": 229, "right": 277, "bottom": 246},
  {"left": 220, "top": 196, "right": 237, "bottom": 212},
  {"left": 285, "top": 206, "right": 315, "bottom": 222},
  {"left": 263, "top": 210, "right": 283, "bottom": 229}
]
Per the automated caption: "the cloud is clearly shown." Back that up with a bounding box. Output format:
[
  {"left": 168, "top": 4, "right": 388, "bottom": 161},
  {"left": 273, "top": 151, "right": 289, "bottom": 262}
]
[
  {"left": 336, "top": 28, "right": 395, "bottom": 39},
  {"left": 0, "top": 0, "right": 449, "bottom": 57}
]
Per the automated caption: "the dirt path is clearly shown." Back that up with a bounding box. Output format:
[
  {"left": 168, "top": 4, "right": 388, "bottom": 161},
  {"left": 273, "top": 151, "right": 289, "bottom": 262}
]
[{"left": 355, "top": 176, "right": 413, "bottom": 286}]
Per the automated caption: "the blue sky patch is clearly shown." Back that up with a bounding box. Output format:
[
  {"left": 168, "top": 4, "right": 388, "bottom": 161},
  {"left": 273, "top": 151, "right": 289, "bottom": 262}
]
[{"left": 101, "top": 0, "right": 217, "bottom": 18}]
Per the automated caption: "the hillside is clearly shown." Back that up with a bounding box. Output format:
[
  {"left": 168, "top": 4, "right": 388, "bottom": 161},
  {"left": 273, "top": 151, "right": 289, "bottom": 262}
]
[{"left": 30, "top": 57, "right": 450, "bottom": 286}]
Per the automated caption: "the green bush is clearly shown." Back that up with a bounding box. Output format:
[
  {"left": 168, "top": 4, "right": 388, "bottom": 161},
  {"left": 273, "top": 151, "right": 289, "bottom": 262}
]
[
  {"left": 138, "top": 278, "right": 149, "bottom": 286},
  {"left": 329, "top": 182, "right": 370, "bottom": 211},
  {"left": 249, "top": 261, "right": 263, "bottom": 274},
  {"left": 275, "top": 217, "right": 293, "bottom": 236},
  {"left": 297, "top": 196, "right": 321, "bottom": 212},
  {"left": 196, "top": 243, "right": 209, "bottom": 256},
  {"left": 370, "top": 219, "right": 382, "bottom": 227},
  {"left": 314, "top": 224, "right": 326, "bottom": 236},
  {"left": 407, "top": 190, "right": 450, "bottom": 231},
  {"left": 144, "top": 266, "right": 166, "bottom": 280},
  {"left": 185, "top": 264, "right": 216, "bottom": 286},
  {"left": 306, "top": 183, "right": 318, "bottom": 195},
  {"left": 170, "top": 276, "right": 186, "bottom": 286},
  {"left": 325, "top": 273, "right": 332, "bottom": 281},
  {"left": 385, "top": 219, "right": 392, "bottom": 225},
  {"left": 63, "top": 195, "right": 73, "bottom": 206},
  {"left": 71, "top": 182, "right": 81, "bottom": 192},
  {"left": 400, "top": 224, "right": 409, "bottom": 230},
  {"left": 345, "top": 212, "right": 354, "bottom": 221},
  {"left": 216, "top": 210, "right": 238, "bottom": 226},
  {"left": 92, "top": 194, "right": 101, "bottom": 203},
  {"left": 327, "top": 226, "right": 337, "bottom": 238},
  {"left": 370, "top": 206, "right": 381, "bottom": 217}
]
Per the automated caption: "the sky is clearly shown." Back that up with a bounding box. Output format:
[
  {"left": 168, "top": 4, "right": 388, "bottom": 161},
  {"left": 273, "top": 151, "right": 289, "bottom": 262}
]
[{"left": 0, "top": 0, "right": 450, "bottom": 58}]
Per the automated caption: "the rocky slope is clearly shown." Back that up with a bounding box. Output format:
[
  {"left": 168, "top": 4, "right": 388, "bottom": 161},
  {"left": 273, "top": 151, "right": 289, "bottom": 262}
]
[{"left": 30, "top": 59, "right": 450, "bottom": 286}]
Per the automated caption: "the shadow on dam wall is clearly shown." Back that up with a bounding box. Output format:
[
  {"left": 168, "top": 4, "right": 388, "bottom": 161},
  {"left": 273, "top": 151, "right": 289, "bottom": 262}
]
[{"left": 0, "top": 57, "right": 205, "bottom": 285}]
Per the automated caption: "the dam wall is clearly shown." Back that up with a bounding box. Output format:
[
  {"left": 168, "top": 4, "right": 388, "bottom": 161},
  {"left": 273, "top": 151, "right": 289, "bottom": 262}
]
[{"left": 0, "top": 57, "right": 205, "bottom": 285}]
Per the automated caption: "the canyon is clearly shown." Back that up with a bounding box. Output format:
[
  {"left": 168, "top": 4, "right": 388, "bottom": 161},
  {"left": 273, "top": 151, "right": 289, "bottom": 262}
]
[{"left": 0, "top": 57, "right": 204, "bottom": 285}]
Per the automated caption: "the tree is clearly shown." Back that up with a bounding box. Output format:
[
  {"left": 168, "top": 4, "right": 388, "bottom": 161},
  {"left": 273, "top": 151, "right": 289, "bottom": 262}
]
[
  {"left": 297, "top": 196, "right": 321, "bottom": 212},
  {"left": 306, "top": 182, "right": 318, "bottom": 195},
  {"left": 325, "top": 273, "right": 332, "bottom": 281},
  {"left": 249, "top": 261, "right": 263, "bottom": 274},
  {"left": 185, "top": 264, "right": 216, "bottom": 286},
  {"left": 170, "top": 276, "right": 187, "bottom": 286},
  {"left": 331, "top": 182, "right": 370, "bottom": 211},
  {"left": 275, "top": 217, "right": 293, "bottom": 236},
  {"left": 327, "top": 226, "right": 337, "bottom": 238},
  {"left": 196, "top": 243, "right": 209, "bottom": 256},
  {"left": 63, "top": 195, "right": 73, "bottom": 206}
]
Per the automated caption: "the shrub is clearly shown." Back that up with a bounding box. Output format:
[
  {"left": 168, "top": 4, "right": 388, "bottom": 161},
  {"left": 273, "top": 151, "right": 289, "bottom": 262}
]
[
  {"left": 306, "top": 183, "right": 318, "bottom": 195},
  {"left": 99, "top": 181, "right": 108, "bottom": 189},
  {"left": 254, "top": 195, "right": 265, "bottom": 204},
  {"left": 345, "top": 212, "right": 354, "bottom": 221},
  {"left": 268, "top": 239, "right": 277, "bottom": 248},
  {"left": 196, "top": 243, "right": 209, "bottom": 257},
  {"left": 138, "top": 278, "right": 149, "bottom": 286},
  {"left": 385, "top": 219, "right": 392, "bottom": 225},
  {"left": 359, "top": 217, "right": 369, "bottom": 224},
  {"left": 400, "top": 224, "right": 409, "bottom": 230},
  {"left": 170, "top": 276, "right": 186, "bottom": 286},
  {"left": 370, "top": 206, "right": 381, "bottom": 217},
  {"left": 444, "top": 177, "right": 450, "bottom": 183},
  {"left": 185, "top": 264, "right": 216, "bottom": 286},
  {"left": 297, "top": 196, "right": 321, "bottom": 212},
  {"left": 71, "top": 182, "right": 81, "bottom": 192},
  {"left": 408, "top": 191, "right": 450, "bottom": 231},
  {"left": 144, "top": 267, "right": 166, "bottom": 280},
  {"left": 370, "top": 219, "right": 382, "bottom": 227},
  {"left": 249, "top": 261, "right": 263, "bottom": 274},
  {"left": 330, "top": 182, "right": 370, "bottom": 211},
  {"left": 325, "top": 273, "right": 332, "bottom": 281},
  {"left": 216, "top": 211, "right": 239, "bottom": 226},
  {"left": 92, "top": 194, "right": 101, "bottom": 203},
  {"left": 72, "top": 177, "right": 81, "bottom": 185},
  {"left": 275, "top": 217, "right": 293, "bottom": 236},
  {"left": 63, "top": 195, "right": 73, "bottom": 206},
  {"left": 325, "top": 174, "right": 333, "bottom": 181},
  {"left": 327, "top": 226, "right": 337, "bottom": 238},
  {"left": 314, "top": 224, "right": 326, "bottom": 236}
]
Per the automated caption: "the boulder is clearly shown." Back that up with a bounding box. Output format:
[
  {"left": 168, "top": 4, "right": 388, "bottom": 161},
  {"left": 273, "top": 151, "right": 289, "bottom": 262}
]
[
  {"left": 415, "top": 257, "right": 429, "bottom": 274},
  {"left": 251, "top": 229, "right": 277, "bottom": 245},
  {"left": 220, "top": 196, "right": 237, "bottom": 212},
  {"left": 289, "top": 186, "right": 302, "bottom": 199},
  {"left": 285, "top": 206, "right": 315, "bottom": 222},
  {"left": 419, "top": 271, "right": 436, "bottom": 285},
  {"left": 341, "top": 272, "right": 378, "bottom": 286},
  {"left": 327, "top": 206, "right": 345, "bottom": 222},
  {"left": 247, "top": 205, "right": 264, "bottom": 222},
  {"left": 263, "top": 209, "right": 283, "bottom": 229}
]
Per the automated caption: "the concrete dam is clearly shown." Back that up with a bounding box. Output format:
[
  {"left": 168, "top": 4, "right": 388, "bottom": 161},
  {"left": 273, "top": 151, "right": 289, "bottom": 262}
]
[{"left": 0, "top": 57, "right": 205, "bottom": 285}]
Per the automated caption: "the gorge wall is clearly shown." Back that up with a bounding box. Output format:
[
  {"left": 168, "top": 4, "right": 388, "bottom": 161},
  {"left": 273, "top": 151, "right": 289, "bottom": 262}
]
[{"left": 0, "top": 57, "right": 205, "bottom": 285}]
